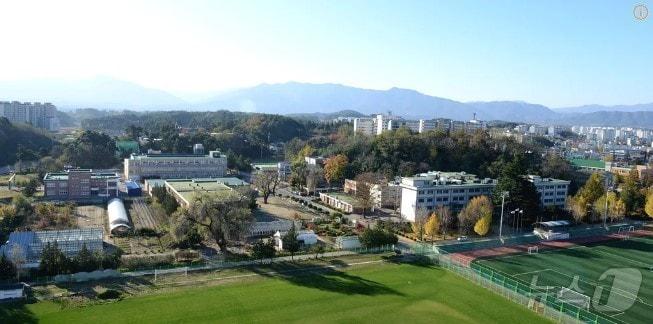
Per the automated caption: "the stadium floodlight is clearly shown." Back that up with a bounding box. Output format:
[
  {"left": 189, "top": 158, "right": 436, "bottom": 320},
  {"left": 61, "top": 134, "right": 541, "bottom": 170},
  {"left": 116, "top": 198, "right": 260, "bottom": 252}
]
[{"left": 499, "top": 191, "right": 509, "bottom": 241}]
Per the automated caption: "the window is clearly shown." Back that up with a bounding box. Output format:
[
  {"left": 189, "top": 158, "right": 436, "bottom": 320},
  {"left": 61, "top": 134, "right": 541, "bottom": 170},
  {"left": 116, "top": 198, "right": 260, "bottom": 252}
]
[
  {"left": 46, "top": 183, "right": 56, "bottom": 188},
  {"left": 418, "top": 198, "right": 424, "bottom": 203}
]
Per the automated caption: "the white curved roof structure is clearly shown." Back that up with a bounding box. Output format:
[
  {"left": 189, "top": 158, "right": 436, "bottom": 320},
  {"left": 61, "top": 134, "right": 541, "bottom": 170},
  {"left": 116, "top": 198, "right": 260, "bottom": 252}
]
[{"left": 107, "top": 198, "right": 131, "bottom": 234}]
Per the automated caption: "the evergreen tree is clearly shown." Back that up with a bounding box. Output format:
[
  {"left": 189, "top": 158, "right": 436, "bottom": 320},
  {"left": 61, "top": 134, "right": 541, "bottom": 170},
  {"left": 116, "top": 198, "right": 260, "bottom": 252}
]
[
  {"left": 282, "top": 223, "right": 301, "bottom": 260},
  {"left": 73, "top": 243, "right": 97, "bottom": 272},
  {"left": 0, "top": 254, "right": 16, "bottom": 280}
]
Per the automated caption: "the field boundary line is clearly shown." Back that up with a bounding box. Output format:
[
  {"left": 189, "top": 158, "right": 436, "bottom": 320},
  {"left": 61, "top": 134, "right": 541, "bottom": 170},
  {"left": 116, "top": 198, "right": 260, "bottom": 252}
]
[
  {"left": 582, "top": 246, "right": 652, "bottom": 269},
  {"left": 513, "top": 268, "right": 553, "bottom": 277},
  {"left": 153, "top": 259, "right": 387, "bottom": 287},
  {"left": 545, "top": 268, "right": 652, "bottom": 308}
]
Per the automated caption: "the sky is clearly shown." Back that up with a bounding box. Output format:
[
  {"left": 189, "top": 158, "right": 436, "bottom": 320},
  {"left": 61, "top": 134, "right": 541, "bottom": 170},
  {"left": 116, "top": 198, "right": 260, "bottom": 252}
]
[{"left": 0, "top": 0, "right": 651, "bottom": 107}]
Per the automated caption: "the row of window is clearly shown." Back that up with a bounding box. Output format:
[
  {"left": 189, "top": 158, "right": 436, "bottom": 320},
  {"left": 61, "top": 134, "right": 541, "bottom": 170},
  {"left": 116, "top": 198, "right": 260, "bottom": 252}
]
[{"left": 417, "top": 187, "right": 491, "bottom": 195}]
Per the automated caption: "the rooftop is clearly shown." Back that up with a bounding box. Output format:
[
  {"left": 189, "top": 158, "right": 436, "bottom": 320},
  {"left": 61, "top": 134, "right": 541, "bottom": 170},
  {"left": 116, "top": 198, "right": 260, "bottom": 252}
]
[
  {"left": 129, "top": 150, "right": 226, "bottom": 160},
  {"left": 403, "top": 171, "right": 495, "bottom": 186},
  {"left": 165, "top": 179, "right": 234, "bottom": 203},
  {"left": 43, "top": 170, "right": 120, "bottom": 181},
  {"left": 323, "top": 192, "right": 361, "bottom": 207}
]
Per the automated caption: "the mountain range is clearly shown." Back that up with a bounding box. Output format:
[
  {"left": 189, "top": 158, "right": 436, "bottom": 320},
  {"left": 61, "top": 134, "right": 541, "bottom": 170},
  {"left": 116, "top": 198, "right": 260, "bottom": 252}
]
[{"left": 1, "top": 77, "right": 653, "bottom": 127}]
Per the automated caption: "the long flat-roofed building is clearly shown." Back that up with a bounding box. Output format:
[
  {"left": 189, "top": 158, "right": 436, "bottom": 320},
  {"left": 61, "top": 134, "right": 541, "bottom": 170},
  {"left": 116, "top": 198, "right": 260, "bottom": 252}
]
[
  {"left": 400, "top": 171, "right": 497, "bottom": 222},
  {"left": 124, "top": 150, "right": 227, "bottom": 180},
  {"left": 43, "top": 169, "right": 120, "bottom": 200},
  {"left": 163, "top": 178, "right": 248, "bottom": 207}
]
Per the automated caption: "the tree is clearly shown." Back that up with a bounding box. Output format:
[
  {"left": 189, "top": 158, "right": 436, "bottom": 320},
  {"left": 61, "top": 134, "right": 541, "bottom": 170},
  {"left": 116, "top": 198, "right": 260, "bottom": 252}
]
[
  {"left": 578, "top": 173, "right": 605, "bottom": 204},
  {"left": 359, "top": 226, "right": 398, "bottom": 248},
  {"left": 172, "top": 191, "right": 254, "bottom": 253},
  {"left": 353, "top": 172, "right": 380, "bottom": 217},
  {"left": 293, "top": 145, "right": 315, "bottom": 164},
  {"left": 73, "top": 243, "right": 97, "bottom": 272},
  {"left": 593, "top": 192, "right": 626, "bottom": 223},
  {"left": 311, "top": 244, "right": 325, "bottom": 259},
  {"left": 125, "top": 125, "right": 143, "bottom": 140},
  {"left": 10, "top": 244, "right": 25, "bottom": 280},
  {"left": 492, "top": 154, "right": 540, "bottom": 225},
  {"left": 621, "top": 170, "right": 644, "bottom": 215},
  {"left": 22, "top": 177, "right": 39, "bottom": 197},
  {"left": 289, "top": 161, "right": 308, "bottom": 190},
  {"left": 0, "top": 254, "right": 16, "bottom": 280},
  {"left": 39, "top": 242, "right": 70, "bottom": 276},
  {"left": 646, "top": 191, "right": 653, "bottom": 219},
  {"left": 567, "top": 196, "right": 590, "bottom": 223},
  {"left": 474, "top": 214, "right": 492, "bottom": 236},
  {"left": 306, "top": 166, "right": 324, "bottom": 194},
  {"left": 411, "top": 214, "right": 426, "bottom": 241},
  {"left": 459, "top": 196, "right": 493, "bottom": 235},
  {"left": 436, "top": 206, "right": 454, "bottom": 239},
  {"left": 152, "top": 186, "right": 180, "bottom": 216},
  {"left": 254, "top": 169, "right": 280, "bottom": 204},
  {"left": 61, "top": 130, "right": 117, "bottom": 168},
  {"left": 324, "top": 154, "right": 348, "bottom": 186},
  {"left": 424, "top": 212, "right": 441, "bottom": 243},
  {"left": 251, "top": 239, "right": 276, "bottom": 263},
  {"left": 282, "top": 223, "right": 301, "bottom": 260}
]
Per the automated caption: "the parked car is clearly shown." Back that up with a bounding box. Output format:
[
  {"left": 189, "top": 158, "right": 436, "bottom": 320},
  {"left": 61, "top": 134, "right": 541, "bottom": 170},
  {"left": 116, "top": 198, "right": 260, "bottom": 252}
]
[{"left": 457, "top": 236, "right": 468, "bottom": 242}]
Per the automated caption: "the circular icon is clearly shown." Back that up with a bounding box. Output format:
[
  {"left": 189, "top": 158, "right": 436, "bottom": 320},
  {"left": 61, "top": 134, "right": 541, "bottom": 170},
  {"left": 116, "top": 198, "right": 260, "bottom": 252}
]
[{"left": 634, "top": 4, "right": 648, "bottom": 20}]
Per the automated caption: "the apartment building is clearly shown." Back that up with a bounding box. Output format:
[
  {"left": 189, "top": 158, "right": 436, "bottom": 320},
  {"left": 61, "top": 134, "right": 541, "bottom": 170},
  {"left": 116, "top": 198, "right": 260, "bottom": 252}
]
[
  {"left": 124, "top": 150, "right": 227, "bottom": 180},
  {"left": 0, "top": 101, "right": 59, "bottom": 131},
  {"left": 353, "top": 117, "right": 376, "bottom": 135},
  {"left": 526, "top": 175, "right": 569, "bottom": 207},
  {"left": 43, "top": 169, "right": 120, "bottom": 200},
  {"left": 400, "top": 171, "right": 497, "bottom": 222}
]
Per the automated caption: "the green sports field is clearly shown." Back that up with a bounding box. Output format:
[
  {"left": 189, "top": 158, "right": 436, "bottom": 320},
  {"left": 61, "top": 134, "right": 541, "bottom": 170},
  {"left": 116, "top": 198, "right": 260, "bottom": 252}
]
[
  {"left": 1, "top": 262, "right": 548, "bottom": 324},
  {"left": 473, "top": 236, "right": 653, "bottom": 324}
]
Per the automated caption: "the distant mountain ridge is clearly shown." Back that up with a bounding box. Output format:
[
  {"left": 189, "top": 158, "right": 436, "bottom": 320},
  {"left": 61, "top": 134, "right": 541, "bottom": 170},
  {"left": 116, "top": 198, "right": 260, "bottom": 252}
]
[
  {"left": 1, "top": 77, "right": 652, "bottom": 127},
  {"left": 555, "top": 103, "right": 653, "bottom": 114}
]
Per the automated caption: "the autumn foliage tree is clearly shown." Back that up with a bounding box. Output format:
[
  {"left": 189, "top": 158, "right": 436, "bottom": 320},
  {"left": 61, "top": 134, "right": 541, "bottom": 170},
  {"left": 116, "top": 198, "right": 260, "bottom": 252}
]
[
  {"left": 645, "top": 191, "right": 653, "bottom": 219},
  {"left": 324, "top": 154, "right": 348, "bottom": 186},
  {"left": 474, "top": 213, "right": 492, "bottom": 236},
  {"left": 424, "top": 212, "right": 441, "bottom": 243},
  {"left": 458, "top": 195, "right": 493, "bottom": 235}
]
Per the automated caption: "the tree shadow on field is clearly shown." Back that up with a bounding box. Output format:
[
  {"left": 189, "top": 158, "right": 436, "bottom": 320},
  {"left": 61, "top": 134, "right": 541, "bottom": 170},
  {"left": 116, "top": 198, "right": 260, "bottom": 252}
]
[
  {"left": 251, "top": 261, "right": 404, "bottom": 297},
  {"left": 0, "top": 301, "right": 38, "bottom": 324}
]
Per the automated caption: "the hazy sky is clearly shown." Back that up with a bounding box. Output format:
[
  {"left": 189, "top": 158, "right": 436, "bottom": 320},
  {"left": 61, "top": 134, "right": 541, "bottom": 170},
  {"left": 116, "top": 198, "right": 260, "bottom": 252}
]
[{"left": 1, "top": 0, "right": 651, "bottom": 107}]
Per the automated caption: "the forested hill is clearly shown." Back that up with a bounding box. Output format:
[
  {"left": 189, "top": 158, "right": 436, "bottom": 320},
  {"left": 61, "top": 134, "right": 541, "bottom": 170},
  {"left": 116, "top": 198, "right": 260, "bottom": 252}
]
[
  {"left": 81, "top": 110, "right": 312, "bottom": 142},
  {"left": 0, "top": 117, "right": 55, "bottom": 166}
]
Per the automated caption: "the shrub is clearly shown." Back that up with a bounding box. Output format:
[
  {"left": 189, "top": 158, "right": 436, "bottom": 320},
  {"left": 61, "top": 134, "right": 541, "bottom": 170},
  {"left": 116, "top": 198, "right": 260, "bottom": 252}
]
[{"left": 97, "top": 289, "right": 121, "bottom": 300}]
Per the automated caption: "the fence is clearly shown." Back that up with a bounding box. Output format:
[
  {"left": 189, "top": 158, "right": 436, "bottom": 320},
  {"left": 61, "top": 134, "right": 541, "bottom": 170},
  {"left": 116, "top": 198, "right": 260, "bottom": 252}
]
[
  {"left": 26, "top": 244, "right": 397, "bottom": 285},
  {"left": 411, "top": 228, "right": 635, "bottom": 324},
  {"left": 414, "top": 221, "right": 646, "bottom": 255}
]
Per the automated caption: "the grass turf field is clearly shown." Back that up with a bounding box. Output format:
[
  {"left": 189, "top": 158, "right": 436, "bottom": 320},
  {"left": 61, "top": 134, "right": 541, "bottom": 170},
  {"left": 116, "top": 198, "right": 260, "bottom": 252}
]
[
  {"left": 473, "top": 236, "right": 653, "bottom": 324},
  {"left": 1, "top": 262, "right": 548, "bottom": 324}
]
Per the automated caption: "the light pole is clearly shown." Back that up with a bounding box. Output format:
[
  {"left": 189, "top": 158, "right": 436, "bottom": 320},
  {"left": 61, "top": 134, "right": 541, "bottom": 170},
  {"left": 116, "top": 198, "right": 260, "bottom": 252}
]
[
  {"left": 499, "top": 191, "right": 509, "bottom": 240},
  {"left": 510, "top": 209, "right": 524, "bottom": 234},
  {"left": 603, "top": 173, "right": 612, "bottom": 229}
]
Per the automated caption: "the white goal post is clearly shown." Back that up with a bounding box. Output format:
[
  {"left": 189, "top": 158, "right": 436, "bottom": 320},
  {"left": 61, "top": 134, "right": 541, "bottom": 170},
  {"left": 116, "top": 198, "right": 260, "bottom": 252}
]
[
  {"left": 557, "top": 287, "right": 591, "bottom": 310},
  {"left": 617, "top": 226, "right": 636, "bottom": 240},
  {"left": 528, "top": 246, "right": 539, "bottom": 254},
  {"left": 154, "top": 266, "right": 188, "bottom": 282}
]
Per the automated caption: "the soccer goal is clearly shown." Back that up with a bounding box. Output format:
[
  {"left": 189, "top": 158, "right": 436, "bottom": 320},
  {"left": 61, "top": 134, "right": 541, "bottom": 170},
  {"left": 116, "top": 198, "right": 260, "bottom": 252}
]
[
  {"left": 154, "top": 266, "right": 188, "bottom": 282},
  {"left": 557, "top": 287, "right": 591, "bottom": 310},
  {"left": 528, "top": 246, "right": 539, "bottom": 254},
  {"left": 617, "top": 226, "right": 636, "bottom": 240}
]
